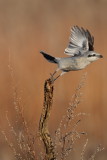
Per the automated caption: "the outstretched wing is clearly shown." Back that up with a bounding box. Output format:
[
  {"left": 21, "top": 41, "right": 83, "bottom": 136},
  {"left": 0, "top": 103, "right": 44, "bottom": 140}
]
[{"left": 64, "top": 26, "right": 94, "bottom": 56}]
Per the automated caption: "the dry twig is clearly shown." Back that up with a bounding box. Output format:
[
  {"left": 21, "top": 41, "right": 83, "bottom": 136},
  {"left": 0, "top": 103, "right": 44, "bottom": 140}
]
[{"left": 39, "top": 79, "right": 56, "bottom": 160}]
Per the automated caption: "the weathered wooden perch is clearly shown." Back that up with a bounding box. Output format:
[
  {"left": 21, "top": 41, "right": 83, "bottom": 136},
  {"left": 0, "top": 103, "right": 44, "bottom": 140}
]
[{"left": 39, "top": 78, "right": 56, "bottom": 160}]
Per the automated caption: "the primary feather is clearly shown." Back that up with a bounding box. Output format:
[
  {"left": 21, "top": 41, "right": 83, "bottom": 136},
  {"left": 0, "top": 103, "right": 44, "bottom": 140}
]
[{"left": 64, "top": 26, "right": 94, "bottom": 56}]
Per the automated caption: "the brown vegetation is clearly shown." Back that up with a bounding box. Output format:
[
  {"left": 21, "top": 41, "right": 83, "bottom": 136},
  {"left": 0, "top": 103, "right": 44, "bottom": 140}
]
[
  {"left": 1, "top": 74, "right": 104, "bottom": 160},
  {"left": 0, "top": 0, "right": 107, "bottom": 159}
]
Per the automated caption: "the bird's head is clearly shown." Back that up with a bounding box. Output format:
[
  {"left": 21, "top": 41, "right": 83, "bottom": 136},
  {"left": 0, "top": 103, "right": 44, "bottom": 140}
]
[{"left": 87, "top": 51, "right": 103, "bottom": 62}]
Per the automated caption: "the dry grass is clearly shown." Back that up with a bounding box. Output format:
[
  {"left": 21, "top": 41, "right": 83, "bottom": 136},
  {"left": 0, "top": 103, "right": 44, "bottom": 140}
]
[
  {"left": 1, "top": 90, "right": 38, "bottom": 160},
  {"left": 54, "top": 73, "right": 88, "bottom": 159},
  {"left": 0, "top": 63, "right": 104, "bottom": 159}
]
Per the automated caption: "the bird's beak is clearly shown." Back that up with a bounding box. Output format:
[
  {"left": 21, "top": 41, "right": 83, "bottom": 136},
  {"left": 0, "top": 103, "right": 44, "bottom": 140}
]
[
  {"left": 99, "top": 55, "right": 103, "bottom": 58},
  {"left": 97, "top": 54, "right": 103, "bottom": 58}
]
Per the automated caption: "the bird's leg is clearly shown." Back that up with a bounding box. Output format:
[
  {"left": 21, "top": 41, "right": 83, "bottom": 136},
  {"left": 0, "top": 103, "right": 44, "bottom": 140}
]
[
  {"left": 54, "top": 72, "right": 66, "bottom": 81},
  {"left": 52, "top": 68, "right": 60, "bottom": 76},
  {"left": 50, "top": 68, "right": 60, "bottom": 79},
  {"left": 51, "top": 70, "right": 57, "bottom": 76}
]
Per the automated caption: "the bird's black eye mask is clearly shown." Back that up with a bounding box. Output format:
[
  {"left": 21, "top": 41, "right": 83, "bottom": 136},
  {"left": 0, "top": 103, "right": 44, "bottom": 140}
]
[{"left": 88, "top": 54, "right": 96, "bottom": 57}]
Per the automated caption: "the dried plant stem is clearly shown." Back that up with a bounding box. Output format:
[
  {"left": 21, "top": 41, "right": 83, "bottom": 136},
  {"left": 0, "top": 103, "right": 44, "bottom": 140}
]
[{"left": 39, "top": 79, "right": 56, "bottom": 160}]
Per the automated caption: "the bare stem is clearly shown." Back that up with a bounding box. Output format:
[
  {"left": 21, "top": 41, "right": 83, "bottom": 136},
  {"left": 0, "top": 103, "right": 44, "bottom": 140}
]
[{"left": 39, "top": 79, "right": 56, "bottom": 160}]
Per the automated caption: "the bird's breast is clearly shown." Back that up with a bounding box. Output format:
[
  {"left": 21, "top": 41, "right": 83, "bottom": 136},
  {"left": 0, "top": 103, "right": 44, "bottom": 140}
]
[{"left": 58, "top": 57, "right": 90, "bottom": 71}]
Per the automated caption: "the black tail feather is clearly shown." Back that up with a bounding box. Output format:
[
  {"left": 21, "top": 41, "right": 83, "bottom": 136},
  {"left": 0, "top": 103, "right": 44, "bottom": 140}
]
[{"left": 40, "top": 51, "right": 57, "bottom": 63}]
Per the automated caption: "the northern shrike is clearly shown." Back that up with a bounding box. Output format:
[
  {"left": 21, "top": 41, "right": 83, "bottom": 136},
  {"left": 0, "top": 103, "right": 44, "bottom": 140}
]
[{"left": 40, "top": 26, "right": 103, "bottom": 80}]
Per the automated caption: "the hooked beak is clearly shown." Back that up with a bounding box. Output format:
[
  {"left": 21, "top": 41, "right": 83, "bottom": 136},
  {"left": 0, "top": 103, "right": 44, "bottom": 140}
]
[{"left": 98, "top": 54, "right": 103, "bottom": 58}]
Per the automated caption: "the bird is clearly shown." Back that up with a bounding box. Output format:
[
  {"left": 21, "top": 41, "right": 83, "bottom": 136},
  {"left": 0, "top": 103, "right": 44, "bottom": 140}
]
[{"left": 40, "top": 26, "right": 103, "bottom": 81}]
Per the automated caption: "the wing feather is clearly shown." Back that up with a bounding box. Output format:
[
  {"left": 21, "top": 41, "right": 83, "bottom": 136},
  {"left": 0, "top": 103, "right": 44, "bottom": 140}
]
[{"left": 64, "top": 26, "right": 94, "bottom": 56}]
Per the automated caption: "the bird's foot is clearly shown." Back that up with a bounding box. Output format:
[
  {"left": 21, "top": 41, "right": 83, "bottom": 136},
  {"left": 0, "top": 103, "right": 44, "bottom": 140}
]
[
  {"left": 50, "top": 73, "right": 61, "bottom": 82},
  {"left": 50, "top": 73, "right": 55, "bottom": 83}
]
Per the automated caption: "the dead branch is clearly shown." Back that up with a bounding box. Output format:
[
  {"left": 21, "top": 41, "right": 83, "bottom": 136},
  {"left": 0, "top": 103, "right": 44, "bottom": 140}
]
[{"left": 39, "top": 78, "right": 56, "bottom": 160}]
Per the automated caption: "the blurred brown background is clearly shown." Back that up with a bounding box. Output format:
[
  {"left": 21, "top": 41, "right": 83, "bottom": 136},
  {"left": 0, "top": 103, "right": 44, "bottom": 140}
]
[{"left": 0, "top": 0, "right": 107, "bottom": 159}]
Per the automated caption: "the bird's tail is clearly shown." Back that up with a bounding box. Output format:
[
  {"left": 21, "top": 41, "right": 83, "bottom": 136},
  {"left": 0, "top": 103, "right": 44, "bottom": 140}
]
[{"left": 40, "top": 51, "right": 59, "bottom": 64}]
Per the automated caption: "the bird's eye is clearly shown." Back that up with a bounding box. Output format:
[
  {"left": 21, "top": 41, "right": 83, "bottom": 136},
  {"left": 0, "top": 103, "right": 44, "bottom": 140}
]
[{"left": 93, "top": 54, "right": 96, "bottom": 56}]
